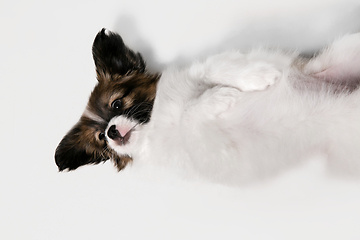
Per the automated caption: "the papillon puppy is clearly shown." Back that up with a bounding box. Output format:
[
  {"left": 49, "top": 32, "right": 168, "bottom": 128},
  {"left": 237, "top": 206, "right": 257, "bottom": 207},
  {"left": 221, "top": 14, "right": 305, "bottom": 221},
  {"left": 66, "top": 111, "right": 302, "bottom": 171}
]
[{"left": 55, "top": 29, "right": 360, "bottom": 184}]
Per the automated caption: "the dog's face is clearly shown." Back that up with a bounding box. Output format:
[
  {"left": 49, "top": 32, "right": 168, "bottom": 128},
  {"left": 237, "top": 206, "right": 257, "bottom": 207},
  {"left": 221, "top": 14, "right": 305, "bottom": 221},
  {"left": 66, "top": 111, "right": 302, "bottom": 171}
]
[{"left": 55, "top": 29, "right": 160, "bottom": 171}]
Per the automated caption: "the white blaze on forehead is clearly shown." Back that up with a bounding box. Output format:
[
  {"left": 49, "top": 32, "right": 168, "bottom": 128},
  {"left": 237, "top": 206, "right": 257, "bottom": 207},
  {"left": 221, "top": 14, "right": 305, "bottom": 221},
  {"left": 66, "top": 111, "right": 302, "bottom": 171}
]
[{"left": 83, "top": 108, "right": 105, "bottom": 123}]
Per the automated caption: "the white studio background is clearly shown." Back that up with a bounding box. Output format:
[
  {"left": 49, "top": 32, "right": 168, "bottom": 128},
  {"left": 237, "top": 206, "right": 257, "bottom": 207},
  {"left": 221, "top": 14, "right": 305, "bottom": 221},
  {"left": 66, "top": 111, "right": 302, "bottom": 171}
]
[{"left": 1, "top": 0, "right": 360, "bottom": 239}]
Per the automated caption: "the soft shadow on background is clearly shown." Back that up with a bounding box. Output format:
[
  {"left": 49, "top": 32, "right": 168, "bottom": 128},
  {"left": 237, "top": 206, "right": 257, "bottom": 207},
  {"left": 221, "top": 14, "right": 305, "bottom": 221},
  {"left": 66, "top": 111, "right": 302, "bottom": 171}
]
[
  {"left": 113, "top": 4, "right": 360, "bottom": 69},
  {"left": 1, "top": 0, "right": 360, "bottom": 239}
]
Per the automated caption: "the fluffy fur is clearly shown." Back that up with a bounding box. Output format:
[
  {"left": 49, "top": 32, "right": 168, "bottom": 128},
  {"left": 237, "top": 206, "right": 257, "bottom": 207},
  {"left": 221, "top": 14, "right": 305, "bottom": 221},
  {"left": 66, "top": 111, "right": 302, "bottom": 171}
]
[{"left": 56, "top": 29, "right": 360, "bottom": 184}]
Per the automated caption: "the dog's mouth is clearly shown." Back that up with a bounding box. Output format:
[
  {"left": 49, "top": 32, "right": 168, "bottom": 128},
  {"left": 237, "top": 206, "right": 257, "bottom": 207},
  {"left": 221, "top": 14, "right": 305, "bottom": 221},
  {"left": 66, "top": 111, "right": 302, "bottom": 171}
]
[
  {"left": 107, "top": 124, "right": 135, "bottom": 146},
  {"left": 105, "top": 116, "right": 142, "bottom": 159}
]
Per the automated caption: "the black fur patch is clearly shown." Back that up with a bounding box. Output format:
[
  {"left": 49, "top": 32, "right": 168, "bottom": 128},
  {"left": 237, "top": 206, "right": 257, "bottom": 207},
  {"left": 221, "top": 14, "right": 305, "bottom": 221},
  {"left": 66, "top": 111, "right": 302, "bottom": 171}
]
[{"left": 92, "top": 28, "right": 146, "bottom": 76}]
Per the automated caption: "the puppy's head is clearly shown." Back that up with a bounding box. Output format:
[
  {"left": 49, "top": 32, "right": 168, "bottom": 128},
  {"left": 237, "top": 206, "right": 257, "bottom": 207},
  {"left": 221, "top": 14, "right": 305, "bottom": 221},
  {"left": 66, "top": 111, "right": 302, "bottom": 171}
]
[{"left": 55, "top": 29, "right": 160, "bottom": 171}]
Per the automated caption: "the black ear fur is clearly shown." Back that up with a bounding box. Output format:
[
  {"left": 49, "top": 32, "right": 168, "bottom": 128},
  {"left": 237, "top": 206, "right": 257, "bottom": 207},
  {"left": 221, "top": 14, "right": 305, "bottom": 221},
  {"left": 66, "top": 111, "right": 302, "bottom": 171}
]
[
  {"left": 92, "top": 28, "right": 146, "bottom": 77},
  {"left": 55, "top": 125, "right": 108, "bottom": 171}
]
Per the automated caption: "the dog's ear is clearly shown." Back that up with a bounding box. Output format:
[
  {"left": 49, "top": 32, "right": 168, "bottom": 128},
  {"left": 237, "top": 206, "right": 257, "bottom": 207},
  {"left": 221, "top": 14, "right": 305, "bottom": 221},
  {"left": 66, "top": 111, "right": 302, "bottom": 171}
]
[
  {"left": 55, "top": 123, "right": 108, "bottom": 171},
  {"left": 92, "top": 28, "right": 146, "bottom": 80}
]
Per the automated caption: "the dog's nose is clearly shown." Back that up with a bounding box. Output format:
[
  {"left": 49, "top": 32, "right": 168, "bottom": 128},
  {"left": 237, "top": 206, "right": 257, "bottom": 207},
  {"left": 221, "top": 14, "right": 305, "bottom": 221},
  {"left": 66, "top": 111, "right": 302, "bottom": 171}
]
[
  {"left": 107, "top": 125, "right": 120, "bottom": 140},
  {"left": 107, "top": 125, "right": 132, "bottom": 145}
]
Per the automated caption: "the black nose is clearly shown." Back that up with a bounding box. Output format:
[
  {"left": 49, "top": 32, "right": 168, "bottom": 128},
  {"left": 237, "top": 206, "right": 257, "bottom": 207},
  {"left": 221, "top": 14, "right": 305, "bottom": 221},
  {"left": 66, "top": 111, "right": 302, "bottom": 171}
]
[{"left": 107, "top": 125, "right": 120, "bottom": 140}]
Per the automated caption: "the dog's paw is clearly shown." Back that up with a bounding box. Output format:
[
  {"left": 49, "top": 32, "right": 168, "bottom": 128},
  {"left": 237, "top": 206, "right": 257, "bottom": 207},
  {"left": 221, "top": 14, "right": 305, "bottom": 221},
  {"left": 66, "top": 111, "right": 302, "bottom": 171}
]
[
  {"left": 200, "top": 52, "right": 282, "bottom": 92},
  {"left": 203, "top": 86, "right": 241, "bottom": 117},
  {"left": 235, "top": 62, "right": 282, "bottom": 92}
]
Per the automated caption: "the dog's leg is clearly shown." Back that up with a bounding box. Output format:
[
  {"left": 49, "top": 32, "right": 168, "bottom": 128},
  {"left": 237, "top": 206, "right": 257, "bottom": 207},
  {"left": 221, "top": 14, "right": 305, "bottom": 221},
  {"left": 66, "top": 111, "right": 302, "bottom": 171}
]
[
  {"left": 303, "top": 33, "right": 360, "bottom": 93},
  {"left": 189, "top": 51, "right": 282, "bottom": 92}
]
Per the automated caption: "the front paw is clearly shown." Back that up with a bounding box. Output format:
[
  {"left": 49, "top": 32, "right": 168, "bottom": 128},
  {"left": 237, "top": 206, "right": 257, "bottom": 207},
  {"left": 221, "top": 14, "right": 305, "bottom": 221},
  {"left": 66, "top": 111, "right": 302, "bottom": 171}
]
[
  {"left": 203, "top": 86, "right": 240, "bottom": 117},
  {"left": 201, "top": 52, "right": 282, "bottom": 92},
  {"left": 235, "top": 62, "right": 282, "bottom": 92}
]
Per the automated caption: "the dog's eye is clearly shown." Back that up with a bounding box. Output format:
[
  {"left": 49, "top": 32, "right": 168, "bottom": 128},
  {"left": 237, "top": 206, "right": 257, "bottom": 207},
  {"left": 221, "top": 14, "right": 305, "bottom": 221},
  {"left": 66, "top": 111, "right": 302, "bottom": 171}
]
[
  {"left": 111, "top": 99, "right": 122, "bottom": 110},
  {"left": 99, "top": 132, "right": 105, "bottom": 141}
]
